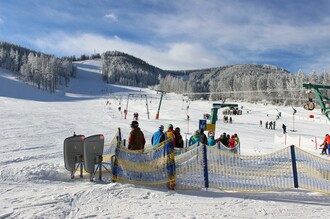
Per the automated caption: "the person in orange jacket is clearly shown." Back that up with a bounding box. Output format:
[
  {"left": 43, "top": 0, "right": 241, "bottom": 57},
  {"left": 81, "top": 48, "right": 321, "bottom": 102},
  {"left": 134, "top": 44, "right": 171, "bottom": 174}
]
[{"left": 320, "top": 134, "right": 330, "bottom": 155}]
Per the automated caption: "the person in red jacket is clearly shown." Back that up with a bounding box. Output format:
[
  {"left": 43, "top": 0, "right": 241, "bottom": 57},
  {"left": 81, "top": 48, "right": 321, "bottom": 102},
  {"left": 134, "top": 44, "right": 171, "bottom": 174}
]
[
  {"left": 228, "top": 135, "right": 236, "bottom": 149},
  {"left": 320, "top": 134, "right": 330, "bottom": 155},
  {"left": 128, "top": 121, "right": 145, "bottom": 150}
]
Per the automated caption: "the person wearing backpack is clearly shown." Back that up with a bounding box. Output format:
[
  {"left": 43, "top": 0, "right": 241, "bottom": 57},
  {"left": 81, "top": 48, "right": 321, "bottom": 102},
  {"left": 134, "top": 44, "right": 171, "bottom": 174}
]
[
  {"left": 128, "top": 121, "right": 145, "bottom": 150},
  {"left": 165, "top": 124, "right": 177, "bottom": 147},
  {"left": 199, "top": 128, "right": 207, "bottom": 145},
  {"left": 174, "top": 127, "right": 184, "bottom": 148},
  {"left": 151, "top": 125, "right": 165, "bottom": 148}
]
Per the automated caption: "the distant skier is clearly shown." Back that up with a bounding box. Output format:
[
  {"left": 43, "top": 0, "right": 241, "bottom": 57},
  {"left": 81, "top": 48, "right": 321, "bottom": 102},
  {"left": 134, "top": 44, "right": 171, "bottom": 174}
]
[
  {"left": 319, "top": 134, "right": 329, "bottom": 155},
  {"left": 282, "top": 124, "right": 287, "bottom": 134}
]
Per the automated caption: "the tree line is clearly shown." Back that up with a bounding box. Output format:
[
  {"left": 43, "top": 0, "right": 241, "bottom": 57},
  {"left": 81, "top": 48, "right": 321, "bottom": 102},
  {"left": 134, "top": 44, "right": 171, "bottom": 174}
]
[
  {"left": 158, "top": 64, "right": 330, "bottom": 106},
  {"left": 2, "top": 40, "right": 329, "bottom": 106},
  {"left": 0, "top": 41, "right": 76, "bottom": 93},
  {"left": 99, "top": 50, "right": 330, "bottom": 106}
]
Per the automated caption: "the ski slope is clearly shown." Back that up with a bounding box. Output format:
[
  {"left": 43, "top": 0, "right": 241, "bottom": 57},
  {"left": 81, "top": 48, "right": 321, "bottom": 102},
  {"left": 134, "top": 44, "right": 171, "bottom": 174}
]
[{"left": 0, "top": 60, "right": 329, "bottom": 218}]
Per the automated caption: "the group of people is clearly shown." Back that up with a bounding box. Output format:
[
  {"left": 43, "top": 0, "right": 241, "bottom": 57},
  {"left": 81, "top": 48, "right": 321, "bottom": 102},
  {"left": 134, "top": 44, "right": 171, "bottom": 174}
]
[
  {"left": 188, "top": 128, "right": 208, "bottom": 146},
  {"left": 187, "top": 129, "right": 239, "bottom": 149},
  {"left": 223, "top": 116, "right": 233, "bottom": 123},
  {"left": 127, "top": 121, "right": 239, "bottom": 151},
  {"left": 215, "top": 132, "right": 240, "bottom": 149},
  {"left": 133, "top": 112, "right": 139, "bottom": 120},
  {"left": 151, "top": 124, "right": 184, "bottom": 148},
  {"left": 320, "top": 134, "right": 330, "bottom": 156},
  {"left": 259, "top": 120, "right": 287, "bottom": 134},
  {"left": 264, "top": 120, "right": 276, "bottom": 129},
  {"left": 127, "top": 121, "right": 184, "bottom": 151}
]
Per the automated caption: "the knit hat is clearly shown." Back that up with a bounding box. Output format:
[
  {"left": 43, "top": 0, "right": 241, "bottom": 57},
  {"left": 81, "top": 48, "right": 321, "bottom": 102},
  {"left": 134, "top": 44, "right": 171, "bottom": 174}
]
[{"left": 131, "top": 121, "right": 139, "bottom": 128}]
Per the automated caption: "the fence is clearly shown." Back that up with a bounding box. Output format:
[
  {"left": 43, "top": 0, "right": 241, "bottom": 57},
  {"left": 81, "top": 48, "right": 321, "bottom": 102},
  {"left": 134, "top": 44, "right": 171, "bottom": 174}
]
[
  {"left": 68, "top": 130, "right": 330, "bottom": 194},
  {"left": 111, "top": 140, "right": 330, "bottom": 194},
  {"left": 274, "top": 133, "right": 323, "bottom": 149}
]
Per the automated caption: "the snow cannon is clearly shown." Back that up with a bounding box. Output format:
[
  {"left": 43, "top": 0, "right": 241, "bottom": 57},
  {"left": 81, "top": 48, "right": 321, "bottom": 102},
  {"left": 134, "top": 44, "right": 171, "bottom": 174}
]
[
  {"left": 83, "top": 134, "right": 110, "bottom": 181},
  {"left": 63, "top": 135, "right": 86, "bottom": 179}
]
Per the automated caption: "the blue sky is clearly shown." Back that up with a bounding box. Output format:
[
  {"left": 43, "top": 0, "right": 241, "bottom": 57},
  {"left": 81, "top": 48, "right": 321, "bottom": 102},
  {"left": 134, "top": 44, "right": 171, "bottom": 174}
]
[{"left": 1, "top": 0, "right": 330, "bottom": 73}]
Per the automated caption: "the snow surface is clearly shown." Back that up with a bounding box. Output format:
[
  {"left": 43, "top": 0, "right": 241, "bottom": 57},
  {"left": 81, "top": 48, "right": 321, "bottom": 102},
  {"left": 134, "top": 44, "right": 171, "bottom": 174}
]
[{"left": 1, "top": 60, "right": 330, "bottom": 219}]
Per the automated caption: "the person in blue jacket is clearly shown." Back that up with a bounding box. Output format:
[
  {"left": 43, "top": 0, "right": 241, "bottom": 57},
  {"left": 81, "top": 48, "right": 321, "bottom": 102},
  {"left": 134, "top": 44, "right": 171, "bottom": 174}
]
[
  {"left": 151, "top": 125, "right": 165, "bottom": 147},
  {"left": 189, "top": 130, "right": 201, "bottom": 146},
  {"left": 207, "top": 132, "right": 216, "bottom": 146}
]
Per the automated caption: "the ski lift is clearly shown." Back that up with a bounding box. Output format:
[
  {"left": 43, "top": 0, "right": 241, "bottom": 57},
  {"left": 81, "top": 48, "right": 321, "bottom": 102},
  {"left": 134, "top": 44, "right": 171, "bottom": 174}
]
[{"left": 302, "top": 83, "right": 330, "bottom": 120}]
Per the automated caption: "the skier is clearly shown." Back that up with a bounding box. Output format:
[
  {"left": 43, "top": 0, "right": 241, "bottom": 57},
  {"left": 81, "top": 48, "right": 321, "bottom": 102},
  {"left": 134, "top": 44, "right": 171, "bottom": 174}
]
[
  {"left": 207, "top": 132, "right": 216, "bottom": 146},
  {"left": 199, "top": 128, "right": 207, "bottom": 145},
  {"left": 228, "top": 135, "right": 236, "bottom": 149},
  {"left": 234, "top": 133, "right": 240, "bottom": 144},
  {"left": 319, "top": 134, "right": 329, "bottom": 155},
  {"left": 174, "top": 127, "right": 184, "bottom": 148},
  {"left": 282, "top": 124, "right": 287, "bottom": 134},
  {"left": 165, "top": 124, "right": 177, "bottom": 147},
  {"left": 128, "top": 121, "right": 145, "bottom": 150},
  {"left": 151, "top": 125, "right": 165, "bottom": 148},
  {"left": 189, "top": 130, "right": 201, "bottom": 146}
]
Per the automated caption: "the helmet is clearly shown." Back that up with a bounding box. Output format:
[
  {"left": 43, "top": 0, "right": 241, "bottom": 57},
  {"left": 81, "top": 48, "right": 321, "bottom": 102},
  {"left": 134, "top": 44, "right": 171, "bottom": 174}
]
[
  {"left": 195, "top": 130, "right": 200, "bottom": 135},
  {"left": 168, "top": 124, "right": 173, "bottom": 129},
  {"left": 131, "top": 121, "right": 139, "bottom": 128},
  {"left": 159, "top": 125, "right": 164, "bottom": 130},
  {"left": 175, "top": 127, "right": 180, "bottom": 132}
]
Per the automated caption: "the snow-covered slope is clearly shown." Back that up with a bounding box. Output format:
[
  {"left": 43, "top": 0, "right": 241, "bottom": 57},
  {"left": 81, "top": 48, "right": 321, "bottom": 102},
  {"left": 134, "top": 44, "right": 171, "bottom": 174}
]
[{"left": 0, "top": 61, "right": 329, "bottom": 218}]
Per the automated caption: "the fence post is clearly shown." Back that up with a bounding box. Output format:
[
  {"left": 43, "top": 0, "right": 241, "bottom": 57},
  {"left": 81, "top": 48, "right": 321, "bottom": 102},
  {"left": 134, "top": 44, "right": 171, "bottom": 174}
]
[
  {"left": 202, "top": 144, "right": 209, "bottom": 189},
  {"left": 166, "top": 141, "right": 176, "bottom": 190},
  {"left": 290, "top": 145, "right": 299, "bottom": 189},
  {"left": 315, "top": 136, "right": 317, "bottom": 150},
  {"left": 111, "top": 150, "right": 119, "bottom": 182}
]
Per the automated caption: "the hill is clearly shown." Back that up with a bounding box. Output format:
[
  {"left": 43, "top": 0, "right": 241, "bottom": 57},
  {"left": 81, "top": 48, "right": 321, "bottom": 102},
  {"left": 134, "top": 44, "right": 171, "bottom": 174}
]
[
  {"left": 2, "top": 40, "right": 330, "bottom": 106},
  {"left": 1, "top": 60, "right": 330, "bottom": 218}
]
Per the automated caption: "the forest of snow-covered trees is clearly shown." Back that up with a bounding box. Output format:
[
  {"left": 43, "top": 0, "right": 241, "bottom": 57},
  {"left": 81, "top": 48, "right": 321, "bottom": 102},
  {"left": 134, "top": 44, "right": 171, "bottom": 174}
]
[
  {"left": 0, "top": 41, "right": 76, "bottom": 93},
  {"left": 101, "top": 51, "right": 164, "bottom": 87},
  {"left": 2, "top": 40, "right": 330, "bottom": 106},
  {"left": 100, "top": 51, "right": 330, "bottom": 106},
  {"left": 159, "top": 65, "right": 330, "bottom": 105}
]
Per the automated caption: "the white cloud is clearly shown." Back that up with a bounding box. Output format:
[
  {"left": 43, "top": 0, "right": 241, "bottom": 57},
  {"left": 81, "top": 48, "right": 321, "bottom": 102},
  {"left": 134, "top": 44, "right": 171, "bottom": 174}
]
[
  {"left": 32, "top": 32, "right": 220, "bottom": 70},
  {"left": 104, "top": 13, "right": 118, "bottom": 22}
]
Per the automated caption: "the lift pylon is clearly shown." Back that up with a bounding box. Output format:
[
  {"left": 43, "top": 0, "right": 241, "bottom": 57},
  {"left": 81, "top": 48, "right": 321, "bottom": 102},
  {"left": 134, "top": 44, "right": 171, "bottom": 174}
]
[{"left": 302, "top": 83, "right": 330, "bottom": 121}]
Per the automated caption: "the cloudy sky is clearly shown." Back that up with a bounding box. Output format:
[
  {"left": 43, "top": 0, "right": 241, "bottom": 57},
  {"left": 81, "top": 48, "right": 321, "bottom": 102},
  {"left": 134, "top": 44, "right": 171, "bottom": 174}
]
[{"left": 1, "top": 0, "right": 330, "bottom": 73}]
